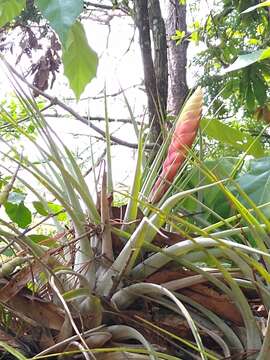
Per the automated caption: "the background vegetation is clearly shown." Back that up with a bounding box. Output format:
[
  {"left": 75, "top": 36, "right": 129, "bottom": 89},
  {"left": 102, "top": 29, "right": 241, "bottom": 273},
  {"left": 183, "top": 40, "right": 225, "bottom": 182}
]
[{"left": 0, "top": 1, "right": 270, "bottom": 360}]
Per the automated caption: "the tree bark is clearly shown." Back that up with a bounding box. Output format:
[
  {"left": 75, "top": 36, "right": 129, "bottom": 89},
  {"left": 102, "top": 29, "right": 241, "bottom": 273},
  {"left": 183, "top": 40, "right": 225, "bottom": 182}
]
[
  {"left": 134, "top": 0, "right": 168, "bottom": 146},
  {"left": 148, "top": 0, "right": 168, "bottom": 123},
  {"left": 166, "top": 0, "right": 188, "bottom": 116}
]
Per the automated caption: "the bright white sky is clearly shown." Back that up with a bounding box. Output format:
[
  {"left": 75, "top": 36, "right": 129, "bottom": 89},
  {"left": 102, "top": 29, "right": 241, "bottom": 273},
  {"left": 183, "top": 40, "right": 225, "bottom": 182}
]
[{"left": 0, "top": 1, "right": 211, "bottom": 194}]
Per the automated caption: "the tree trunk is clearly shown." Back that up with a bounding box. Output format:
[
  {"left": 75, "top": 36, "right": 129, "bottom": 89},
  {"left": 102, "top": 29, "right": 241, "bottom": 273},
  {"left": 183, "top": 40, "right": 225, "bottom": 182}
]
[
  {"left": 166, "top": 0, "right": 188, "bottom": 116},
  {"left": 134, "top": 0, "right": 168, "bottom": 146},
  {"left": 148, "top": 0, "right": 168, "bottom": 123}
]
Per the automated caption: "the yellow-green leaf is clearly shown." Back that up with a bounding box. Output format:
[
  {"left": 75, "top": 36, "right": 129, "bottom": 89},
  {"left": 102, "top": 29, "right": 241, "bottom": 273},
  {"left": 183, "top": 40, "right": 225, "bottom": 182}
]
[{"left": 0, "top": 0, "right": 25, "bottom": 27}]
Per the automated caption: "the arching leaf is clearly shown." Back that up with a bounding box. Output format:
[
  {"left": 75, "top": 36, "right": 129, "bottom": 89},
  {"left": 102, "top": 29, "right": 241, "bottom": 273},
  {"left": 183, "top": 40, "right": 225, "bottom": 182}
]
[{"left": 242, "top": 1, "right": 270, "bottom": 14}]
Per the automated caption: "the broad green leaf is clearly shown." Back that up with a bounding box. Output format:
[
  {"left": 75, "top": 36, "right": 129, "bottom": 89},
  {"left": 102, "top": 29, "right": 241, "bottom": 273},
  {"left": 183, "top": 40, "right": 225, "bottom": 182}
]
[
  {"left": 0, "top": 0, "right": 25, "bottom": 27},
  {"left": 201, "top": 118, "right": 264, "bottom": 157},
  {"left": 48, "top": 202, "right": 67, "bottom": 221},
  {"left": 35, "top": 0, "right": 83, "bottom": 45},
  {"left": 222, "top": 50, "right": 263, "bottom": 73},
  {"left": 5, "top": 201, "right": 32, "bottom": 229},
  {"left": 33, "top": 200, "right": 49, "bottom": 216},
  {"left": 242, "top": 1, "right": 270, "bottom": 14},
  {"left": 186, "top": 157, "right": 238, "bottom": 218},
  {"left": 34, "top": 200, "right": 67, "bottom": 220},
  {"left": 234, "top": 157, "right": 270, "bottom": 216},
  {"left": 62, "top": 21, "right": 98, "bottom": 100}
]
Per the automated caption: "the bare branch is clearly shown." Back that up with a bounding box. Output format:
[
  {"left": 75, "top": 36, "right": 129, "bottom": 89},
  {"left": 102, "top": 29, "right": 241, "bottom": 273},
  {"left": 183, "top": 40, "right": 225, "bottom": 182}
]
[
  {"left": 83, "top": 1, "right": 131, "bottom": 15},
  {"left": 84, "top": 2, "right": 114, "bottom": 11},
  {"left": 64, "top": 82, "right": 143, "bottom": 101},
  {"left": 2, "top": 57, "right": 155, "bottom": 150},
  {"left": 44, "top": 113, "right": 143, "bottom": 126}
]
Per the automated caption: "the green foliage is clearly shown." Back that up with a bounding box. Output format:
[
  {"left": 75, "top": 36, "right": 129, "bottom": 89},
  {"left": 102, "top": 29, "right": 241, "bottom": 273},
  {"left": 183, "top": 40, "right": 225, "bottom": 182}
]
[
  {"left": 2, "top": 3, "right": 270, "bottom": 359},
  {"left": 33, "top": 200, "right": 48, "bottom": 216},
  {"left": 235, "top": 156, "right": 270, "bottom": 216},
  {"left": 1, "top": 83, "right": 270, "bottom": 359},
  {"left": 35, "top": 0, "right": 83, "bottom": 45},
  {"left": 243, "top": 1, "right": 270, "bottom": 13},
  {"left": 185, "top": 157, "right": 238, "bottom": 218},
  {"left": 28, "top": 234, "right": 49, "bottom": 243},
  {"left": 0, "top": 0, "right": 98, "bottom": 100},
  {"left": 47, "top": 202, "right": 67, "bottom": 221},
  {"left": 0, "top": 0, "right": 25, "bottom": 27},
  {"left": 62, "top": 21, "right": 98, "bottom": 100},
  {"left": 201, "top": 117, "right": 265, "bottom": 157},
  {"left": 171, "top": 29, "right": 185, "bottom": 45},
  {"left": 33, "top": 200, "right": 67, "bottom": 221},
  {"left": 223, "top": 49, "right": 269, "bottom": 73},
  {"left": 193, "top": 0, "right": 270, "bottom": 117},
  {"left": 4, "top": 201, "right": 32, "bottom": 228}
]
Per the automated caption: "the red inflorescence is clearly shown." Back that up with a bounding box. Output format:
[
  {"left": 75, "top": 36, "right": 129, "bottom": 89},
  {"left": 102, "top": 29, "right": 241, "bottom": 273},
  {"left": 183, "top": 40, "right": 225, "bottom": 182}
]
[{"left": 150, "top": 87, "right": 204, "bottom": 203}]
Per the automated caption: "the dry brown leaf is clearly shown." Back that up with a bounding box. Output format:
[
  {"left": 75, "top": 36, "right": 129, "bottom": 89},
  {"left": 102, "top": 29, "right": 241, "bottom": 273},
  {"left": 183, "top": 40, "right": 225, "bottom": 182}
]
[
  {"left": 146, "top": 269, "right": 243, "bottom": 325},
  {"left": 8, "top": 293, "right": 64, "bottom": 330},
  {"left": 182, "top": 285, "right": 243, "bottom": 325},
  {"left": 0, "top": 258, "right": 48, "bottom": 303},
  {"left": 0, "top": 328, "right": 26, "bottom": 351},
  {"left": 146, "top": 269, "right": 194, "bottom": 284}
]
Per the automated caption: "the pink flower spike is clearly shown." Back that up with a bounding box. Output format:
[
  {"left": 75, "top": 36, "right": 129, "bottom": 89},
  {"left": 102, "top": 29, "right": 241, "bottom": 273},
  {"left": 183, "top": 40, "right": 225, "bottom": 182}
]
[{"left": 150, "top": 87, "right": 204, "bottom": 203}]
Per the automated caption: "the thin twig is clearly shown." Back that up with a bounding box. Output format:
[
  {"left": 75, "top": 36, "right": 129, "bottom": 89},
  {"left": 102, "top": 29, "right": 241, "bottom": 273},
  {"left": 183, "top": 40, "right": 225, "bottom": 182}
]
[
  {"left": 84, "top": 148, "right": 107, "bottom": 177},
  {"left": 64, "top": 83, "right": 143, "bottom": 101},
  {"left": 44, "top": 113, "right": 143, "bottom": 125},
  {"left": 84, "top": 1, "right": 114, "bottom": 10},
  {"left": 23, "top": 210, "right": 65, "bottom": 234}
]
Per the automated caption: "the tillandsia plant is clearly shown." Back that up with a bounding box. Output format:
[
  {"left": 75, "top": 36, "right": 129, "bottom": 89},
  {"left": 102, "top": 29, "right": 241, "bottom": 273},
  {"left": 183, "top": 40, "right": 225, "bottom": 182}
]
[
  {"left": 0, "top": 63, "right": 270, "bottom": 360},
  {"left": 150, "top": 87, "right": 203, "bottom": 204}
]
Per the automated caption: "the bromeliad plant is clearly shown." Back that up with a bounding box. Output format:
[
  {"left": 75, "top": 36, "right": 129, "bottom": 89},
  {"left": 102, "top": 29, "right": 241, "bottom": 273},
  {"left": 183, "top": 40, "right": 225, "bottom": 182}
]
[
  {"left": 150, "top": 87, "right": 203, "bottom": 203},
  {"left": 0, "top": 66, "right": 270, "bottom": 360}
]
